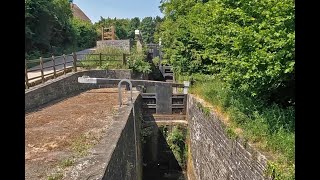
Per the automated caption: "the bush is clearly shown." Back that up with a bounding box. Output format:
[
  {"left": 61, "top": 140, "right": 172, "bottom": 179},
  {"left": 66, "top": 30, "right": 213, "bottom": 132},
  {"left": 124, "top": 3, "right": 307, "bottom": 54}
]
[
  {"left": 159, "top": 0, "right": 295, "bottom": 106},
  {"left": 127, "top": 48, "right": 151, "bottom": 74},
  {"left": 79, "top": 47, "right": 127, "bottom": 69}
]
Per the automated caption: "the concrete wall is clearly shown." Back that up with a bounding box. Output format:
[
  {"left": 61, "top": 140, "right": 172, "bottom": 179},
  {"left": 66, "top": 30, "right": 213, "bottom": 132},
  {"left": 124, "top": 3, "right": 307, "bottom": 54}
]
[
  {"left": 25, "top": 69, "right": 132, "bottom": 111},
  {"left": 187, "top": 94, "right": 271, "bottom": 180},
  {"left": 96, "top": 40, "right": 132, "bottom": 52},
  {"left": 63, "top": 93, "right": 143, "bottom": 180},
  {"left": 103, "top": 94, "right": 143, "bottom": 180}
]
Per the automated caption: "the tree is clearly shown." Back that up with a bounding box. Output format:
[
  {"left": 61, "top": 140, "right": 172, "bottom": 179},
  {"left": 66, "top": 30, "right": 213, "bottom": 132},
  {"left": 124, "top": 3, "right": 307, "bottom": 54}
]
[
  {"left": 140, "top": 17, "right": 156, "bottom": 43},
  {"left": 128, "top": 17, "right": 141, "bottom": 40},
  {"left": 158, "top": 0, "right": 295, "bottom": 105},
  {"left": 25, "top": 0, "right": 97, "bottom": 59}
]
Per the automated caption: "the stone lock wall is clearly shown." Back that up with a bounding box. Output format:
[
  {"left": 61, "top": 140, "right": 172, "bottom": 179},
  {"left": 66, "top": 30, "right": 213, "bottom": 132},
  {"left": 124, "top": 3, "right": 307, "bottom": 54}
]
[
  {"left": 187, "top": 94, "right": 271, "bottom": 180},
  {"left": 63, "top": 93, "right": 143, "bottom": 180},
  {"left": 25, "top": 69, "right": 132, "bottom": 111},
  {"left": 102, "top": 95, "right": 143, "bottom": 180},
  {"left": 96, "top": 40, "right": 132, "bottom": 52}
]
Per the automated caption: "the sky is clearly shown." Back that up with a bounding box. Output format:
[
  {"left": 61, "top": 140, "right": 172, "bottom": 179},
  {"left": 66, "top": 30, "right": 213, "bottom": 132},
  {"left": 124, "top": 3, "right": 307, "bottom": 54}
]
[{"left": 73, "top": 0, "right": 163, "bottom": 23}]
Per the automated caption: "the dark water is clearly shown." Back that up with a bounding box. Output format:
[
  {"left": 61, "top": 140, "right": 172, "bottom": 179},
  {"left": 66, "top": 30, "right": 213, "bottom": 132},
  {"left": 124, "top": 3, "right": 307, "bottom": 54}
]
[{"left": 142, "top": 125, "right": 187, "bottom": 180}]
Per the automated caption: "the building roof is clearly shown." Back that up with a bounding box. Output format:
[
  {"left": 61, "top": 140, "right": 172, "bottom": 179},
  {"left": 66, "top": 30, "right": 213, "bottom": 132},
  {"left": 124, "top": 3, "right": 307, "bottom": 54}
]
[{"left": 71, "top": 3, "right": 92, "bottom": 23}]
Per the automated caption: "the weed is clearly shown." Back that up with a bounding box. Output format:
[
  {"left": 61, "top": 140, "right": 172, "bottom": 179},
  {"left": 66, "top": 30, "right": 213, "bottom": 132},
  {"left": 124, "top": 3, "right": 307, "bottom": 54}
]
[
  {"left": 47, "top": 172, "right": 63, "bottom": 180},
  {"left": 59, "top": 158, "right": 75, "bottom": 169},
  {"left": 70, "top": 135, "right": 92, "bottom": 157}
]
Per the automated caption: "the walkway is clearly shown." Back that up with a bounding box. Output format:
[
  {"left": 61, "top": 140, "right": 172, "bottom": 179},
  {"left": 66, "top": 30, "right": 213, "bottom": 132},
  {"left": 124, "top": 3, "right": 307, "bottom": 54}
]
[
  {"left": 27, "top": 48, "right": 96, "bottom": 83},
  {"left": 25, "top": 88, "right": 132, "bottom": 180}
]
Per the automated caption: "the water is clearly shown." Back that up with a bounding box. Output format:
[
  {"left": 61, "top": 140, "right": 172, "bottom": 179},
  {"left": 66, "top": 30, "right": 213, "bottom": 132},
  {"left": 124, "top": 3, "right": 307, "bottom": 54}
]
[{"left": 142, "top": 125, "right": 187, "bottom": 180}]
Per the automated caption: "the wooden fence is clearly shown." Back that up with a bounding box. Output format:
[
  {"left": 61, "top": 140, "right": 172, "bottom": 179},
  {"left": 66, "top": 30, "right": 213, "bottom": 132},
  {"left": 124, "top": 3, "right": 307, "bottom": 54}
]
[{"left": 25, "top": 52, "right": 129, "bottom": 89}]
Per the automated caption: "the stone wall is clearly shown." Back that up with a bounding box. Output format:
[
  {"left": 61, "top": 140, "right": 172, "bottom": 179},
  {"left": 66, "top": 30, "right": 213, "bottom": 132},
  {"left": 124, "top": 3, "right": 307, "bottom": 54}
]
[
  {"left": 96, "top": 40, "right": 132, "bottom": 52},
  {"left": 103, "top": 94, "right": 143, "bottom": 180},
  {"left": 187, "top": 94, "right": 271, "bottom": 180},
  {"left": 63, "top": 93, "right": 143, "bottom": 180},
  {"left": 25, "top": 69, "right": 132, "bottom": 111}
]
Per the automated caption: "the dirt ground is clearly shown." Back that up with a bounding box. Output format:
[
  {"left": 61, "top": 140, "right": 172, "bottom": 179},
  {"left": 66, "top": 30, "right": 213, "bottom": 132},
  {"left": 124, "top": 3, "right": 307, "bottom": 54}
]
[{"left": 25, "top": 88, "right": 130, "bottom": 180}]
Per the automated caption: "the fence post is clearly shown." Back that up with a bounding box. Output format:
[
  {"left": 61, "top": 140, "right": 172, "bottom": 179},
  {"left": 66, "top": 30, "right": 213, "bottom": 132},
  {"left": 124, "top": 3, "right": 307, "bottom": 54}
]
[
  {"left": 63, "top": 54, "right": 66, "bottom": 75},
  {"left": 25, "top": 59, "right": 29, "bottom": 89},
  {"left": 122, "top": 53, "right": 126, "bottom": 65},
  {"left": 99, "top": 53, "right": 102, "bottom": 67},
  {"left": 40, "top": 57, "right": 45, "bottom": 83},
  {"left": 72, "top": 52, "right": 77, "bottom": 72},
  {"left": 101, "top": 26, "right": 104, "bottom": 40},
  {"left": 52, "top": 55, "right": 56, "bottom": 78}
]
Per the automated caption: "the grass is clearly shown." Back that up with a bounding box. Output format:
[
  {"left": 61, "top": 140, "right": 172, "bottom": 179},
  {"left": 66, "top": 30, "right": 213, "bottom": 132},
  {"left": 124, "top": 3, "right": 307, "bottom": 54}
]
[
  {"left": 78, "top": 47, "right": 128, "bottom": 70},
  {"left": 58, "top": 158, "right": 75, "bottom": 169},
  {"left": 70, "top": 135, "right": 92, "bottom": 157},
  {"left": 160, "top": 125, "right": 188, "bottom": 169},
  {"left": 47, "top": 172, "right": 63, "bottom": 180},
  {"left": 176, "top": 73, "right": 295, "bottom": 179}
]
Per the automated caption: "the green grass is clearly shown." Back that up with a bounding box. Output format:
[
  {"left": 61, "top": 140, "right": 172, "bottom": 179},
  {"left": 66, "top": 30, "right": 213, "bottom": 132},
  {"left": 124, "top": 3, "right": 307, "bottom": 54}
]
[
  {"left": 47, "top": 173, "right": 63, "bottom": 180},
  {"left": 78, "top": 47, "right": 128, "bottom": 70},
  {"left": 177, "top": 73, "right": 295, "bottom": 179},
  {"left": 70, "top": 135, "right": 92, "bottom": 157},
  {"left": 58, "top": 158, "right": 75, "bottom": 169},
  {"left": 160, "top": 125, "right": 188, "bottom": 169}
]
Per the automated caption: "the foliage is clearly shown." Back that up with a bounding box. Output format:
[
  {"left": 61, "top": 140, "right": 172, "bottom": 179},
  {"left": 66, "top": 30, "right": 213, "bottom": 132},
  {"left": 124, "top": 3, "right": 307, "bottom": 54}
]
[
  {"left": 159, "top": 0, "right": 295, "bottom": 106},
  {"left": 161, "top": 125, "right": 187, "bottom": 169},
  {"left": 183, "top": 73, "right": 294, "bottom": 179},
  {"left": 79, "top": 47, "right": 127, "bottom": 69},
  {"left": 94, "top": 17, "right": 131, "bottom": 40},
  {"left": 71, "top": 18, "right": 97, "bottom": 49},
  {"left": 128, "top": 17, "right": 141, "bottom": 40},
  {"left": 140, "top": 17, "right": 156, "bottom": 43},
  {"left": 94, "top": 16, "right": 163, "bottom": 44},
  {"left": 152, "top": 56, "right": 160, "bottom": 66},
  {"left": 127, "top": 48, "right": 152, "bottom": 74},
  {"left": 25, "top": 0, "right": 97, "bottom": 60}
]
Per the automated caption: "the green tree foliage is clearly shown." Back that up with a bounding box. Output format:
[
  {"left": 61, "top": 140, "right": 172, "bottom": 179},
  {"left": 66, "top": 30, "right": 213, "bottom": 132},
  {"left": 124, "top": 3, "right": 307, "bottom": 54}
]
[
  {"left": 94, "top": 17, "right": 131, "bottom": 40},
  {"left": 159, "top": 0, "right": 295, "bottom": 106},
  {"left": 25, "top": 0, "right": 97, "bottom": 59},
  {"left": 140, "top": 17, "right": 156, "bottom": 43},
  {"left": 94, "top": 16, "right": 163, "bottom": 44},
  {"left": 71, "top": 18, "right": 97, "bottom": 49},
  {"left": 128, "top": 17, "right": 141, "bottom": 40}
]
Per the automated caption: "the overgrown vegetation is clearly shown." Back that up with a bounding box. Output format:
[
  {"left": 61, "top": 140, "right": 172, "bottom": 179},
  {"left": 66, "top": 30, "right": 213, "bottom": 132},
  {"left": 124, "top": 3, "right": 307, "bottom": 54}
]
[
  {"left": 178, "top": 74, "right": 294, "bottom": 179},
  {"left": 127, "top": 48, "right": 152, "bottom": 75},
  {"left": 159, "top": 0, "right": 294, "bottom": 178},
  {"left": 79, "top": 46, "right": 152, "bottom": 75},
  {"left": 79, "top": 47, "right": 128, "bottom": 69},
  {"left": 160, "top": 125, "right": 188, "bottom": 169},
  {"left": 25, "top": 0, "right": 97, "bottom": 60},
  {"left": 159, "top": 0, "right": 294, "bottom": 106}
]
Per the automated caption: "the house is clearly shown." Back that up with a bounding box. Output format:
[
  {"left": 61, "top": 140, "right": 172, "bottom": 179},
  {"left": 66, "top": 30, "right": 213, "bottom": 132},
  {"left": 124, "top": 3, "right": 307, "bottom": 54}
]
[{"left": 70, "top": 1, "right": 92, "bottom": 23}]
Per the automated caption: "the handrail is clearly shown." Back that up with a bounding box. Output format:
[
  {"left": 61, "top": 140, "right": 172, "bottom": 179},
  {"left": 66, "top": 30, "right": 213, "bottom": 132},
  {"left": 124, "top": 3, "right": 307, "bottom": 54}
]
[{"left": 118, "top": 79, "right": 133, "bottom": 107}]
